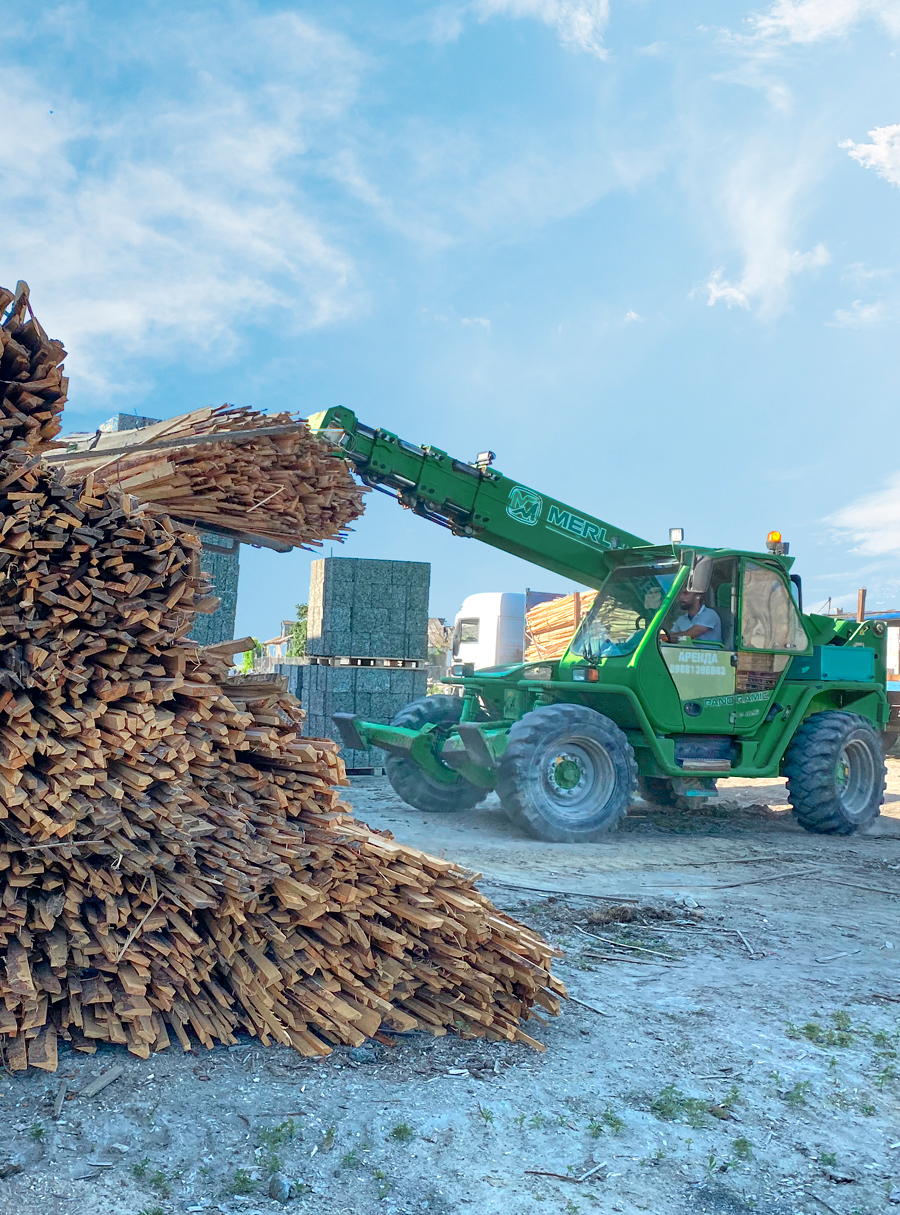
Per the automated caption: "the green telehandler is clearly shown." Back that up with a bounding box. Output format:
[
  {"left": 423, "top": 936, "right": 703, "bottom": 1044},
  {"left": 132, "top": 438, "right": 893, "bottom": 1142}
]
[{"left": 308, "top": 405, "right": 897, "bottom": 843}]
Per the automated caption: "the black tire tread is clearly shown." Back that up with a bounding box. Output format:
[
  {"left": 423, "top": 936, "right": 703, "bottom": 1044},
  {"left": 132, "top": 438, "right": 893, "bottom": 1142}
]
[
  {"left": 385, "top": 695, "right": 485, "bottom": 814},
  {"left": 783, "top": 711, "right": 885, "bottom": 835}
]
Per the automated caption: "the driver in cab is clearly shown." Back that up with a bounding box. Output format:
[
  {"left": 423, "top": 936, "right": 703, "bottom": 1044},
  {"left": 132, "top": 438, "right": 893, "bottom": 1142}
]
[{"left": 664, "top": 590, "right": 722, "bottom": 645}]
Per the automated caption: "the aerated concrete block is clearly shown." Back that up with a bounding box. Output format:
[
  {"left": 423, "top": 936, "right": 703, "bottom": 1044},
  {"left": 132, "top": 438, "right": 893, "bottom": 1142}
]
[
  {"left": 274, "top": 661, "right": 427, "bottom": 770},
  {"left": 306, "top": 558, "right": 430, "bottom": 658},
  {"left": 188, "top": 532, "right": 240, "bottom": 647}
]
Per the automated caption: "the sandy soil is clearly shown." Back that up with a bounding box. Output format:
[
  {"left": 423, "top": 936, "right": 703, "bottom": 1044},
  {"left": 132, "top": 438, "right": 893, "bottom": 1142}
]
[{"left": 1, "top": 765, "right": 899, "bottom": 1215}]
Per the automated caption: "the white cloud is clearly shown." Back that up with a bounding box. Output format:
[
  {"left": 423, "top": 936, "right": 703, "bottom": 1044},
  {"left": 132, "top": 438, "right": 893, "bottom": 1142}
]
[
  {"left": 704, "top": 272, "right": 751, "bottom": 309},
  {"left": 698, "top": 153, "right": 830, "bottom": 318},
  {"left": 752, "top": 0, "right": 900, "bottom": 43},
  {"left": 830, "top": 299, "right": 887, "bottom": 324},
  {"left": 623, "top": 309, "right": 642, "bottom": 323},
  {"left": 462, "top": 316, "right": 492, "bottom": 329},
  {"left": 829, "top": 473, "right": 900, "bottom": 555},
  {"left": 841, "top": 124, "right": 900, "bottom": 188},
  {"left": 0, "top": 12, "right": 364, "bottom": 394},
  {"left": 842, "top": 261, "right": 898, "bottom": 286},
  {"left": 703, "top": 244, "right": 829, "bottom": 313},
  {"left": 473, "top": 0, "right": 610, "bottom": 57}
]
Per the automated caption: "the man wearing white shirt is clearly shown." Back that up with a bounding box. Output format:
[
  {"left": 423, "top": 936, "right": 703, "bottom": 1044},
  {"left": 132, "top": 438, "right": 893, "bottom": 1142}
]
[{"left": 666, "top": 591, "right": 722, "bottom": 644}]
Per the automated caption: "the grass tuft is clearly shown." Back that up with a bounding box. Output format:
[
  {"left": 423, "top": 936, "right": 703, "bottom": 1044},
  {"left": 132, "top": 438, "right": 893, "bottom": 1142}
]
[
  {"left": 226, "top": 1168, "right": 255, "bottom": 1196},
  {"left": 784, "top": 1081, "right": 810, "bottom": 1108},
  {"left": 389, "top": 1123, "right": 414, "bottom": 1143},
  {"left": 649, "top": 1085, "right": 709, "bottom": 1128},
  {"left": 258, "top": 1119, "right": 296, "bottom": 1149}
]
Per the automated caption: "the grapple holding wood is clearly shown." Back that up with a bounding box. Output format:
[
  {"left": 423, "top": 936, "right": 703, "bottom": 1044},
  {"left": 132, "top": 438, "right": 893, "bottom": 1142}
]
[{"left": 50, "top": 403, "right": 366, "bottom": 553}]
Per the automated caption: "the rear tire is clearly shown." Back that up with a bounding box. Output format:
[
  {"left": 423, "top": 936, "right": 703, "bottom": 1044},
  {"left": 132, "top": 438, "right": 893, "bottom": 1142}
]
[
  {"left": 637, "top": 776, "right": 716, "bottom": 812},
  {"left": 783, "top": 711, "right": 885, "bottom": 835},
  {"left": 497, "top": 704, "right": 636, "bottom": 842},
  {"left": 385, "top": 695, "right": 485, "bottom": 814}
]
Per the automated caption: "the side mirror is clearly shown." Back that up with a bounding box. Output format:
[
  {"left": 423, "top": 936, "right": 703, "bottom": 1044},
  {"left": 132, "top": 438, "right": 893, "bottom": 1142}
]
[{"left": 686, "top": 555, "right": 713, "bottom": 594}]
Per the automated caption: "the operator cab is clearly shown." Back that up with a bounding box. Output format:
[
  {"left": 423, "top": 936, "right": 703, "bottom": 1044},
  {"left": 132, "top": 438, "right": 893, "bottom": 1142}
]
[{"left": 566, "top": 547, "right": 810, "bottom": 734}]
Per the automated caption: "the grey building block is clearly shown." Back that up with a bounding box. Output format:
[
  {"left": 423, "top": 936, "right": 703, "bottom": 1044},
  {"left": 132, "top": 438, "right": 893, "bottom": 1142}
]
[
  {"left": 189, "top": 532, "right": 240, "bottom": 646},
  {"left": 330, "top": 668, "right": 355, "bottom": 693},
  {"left": 306, "top": 557, "right": 431, "bottom": 658},
  {"left": 386, "top": 633, "right": 408, "bottom": 659},
  {"left": 363, "top": 669, "right": 391, "bottom": 692},
  {"left": 99, "top": 412, "right": 161, "bottom": 433},
  {"left": 368, "top": 694, "right": 400, "bottom": 722},
  {"left": 277, "top": 660, "right": 427, "bottom": 771}
]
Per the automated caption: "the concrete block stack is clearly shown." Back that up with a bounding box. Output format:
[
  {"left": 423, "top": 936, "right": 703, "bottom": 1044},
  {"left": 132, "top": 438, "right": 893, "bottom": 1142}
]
[
  {"left": 188, "top": 532, "right": 241, "bottom": 646},
  {"left": 277, "top": 558, "right": 430, "bottom": 771},
  {"left": 98, "top": 411, "right": 162, "bottom": 433},
  {"left": 306, "top": 557, "right": 429, "bottom": 660}
]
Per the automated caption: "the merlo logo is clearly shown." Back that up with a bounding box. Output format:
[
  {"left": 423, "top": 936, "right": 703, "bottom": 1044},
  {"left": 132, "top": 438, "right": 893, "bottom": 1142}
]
[{"left": 506, "top": 486, "right": 543, "bottom": 526}]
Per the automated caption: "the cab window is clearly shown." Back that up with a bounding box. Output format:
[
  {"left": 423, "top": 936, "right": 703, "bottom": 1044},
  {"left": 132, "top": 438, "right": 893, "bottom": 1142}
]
[
  {"left": 661, "top": 557, "right": 737, "bottom": 649},
  {"left": 740, "top": 560, "right": 808, "bottom": 652},
  {"left": 459, "top": 619, "right": 479, "bottom": 644},
  {"left": 570, "top": 562, "right": 678, "bottom": 661}
]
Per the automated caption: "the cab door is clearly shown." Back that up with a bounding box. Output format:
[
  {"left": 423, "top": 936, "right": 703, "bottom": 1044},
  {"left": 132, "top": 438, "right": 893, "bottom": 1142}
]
[
  {"left": 728, "top": 558, "right": 810, "bottom": 732},
  {"left": 658, "top": 556, "right": 809, "bottom": 736},
  {"left": 660, "top": 557, "right": 739, "bottom": 734}
]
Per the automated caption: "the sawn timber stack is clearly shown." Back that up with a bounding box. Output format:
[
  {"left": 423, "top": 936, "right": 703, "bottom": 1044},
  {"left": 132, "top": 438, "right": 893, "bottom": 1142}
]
[
  {"left": 525, "top": 590, "right": 597, "bottom": 661},
  {"left": 0, "top": 284, "right": 563, "bottom": 1071}
]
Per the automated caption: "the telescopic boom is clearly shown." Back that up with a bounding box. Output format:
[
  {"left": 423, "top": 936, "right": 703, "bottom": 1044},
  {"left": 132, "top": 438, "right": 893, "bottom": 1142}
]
[{"left": 307, "top": 406, "right": 650, "bottom": 589}]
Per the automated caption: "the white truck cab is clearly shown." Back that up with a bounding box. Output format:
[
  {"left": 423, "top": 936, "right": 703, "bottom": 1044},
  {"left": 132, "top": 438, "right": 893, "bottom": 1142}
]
[{"left": 451, "top": 591, "right": 562, "bottom": 670}]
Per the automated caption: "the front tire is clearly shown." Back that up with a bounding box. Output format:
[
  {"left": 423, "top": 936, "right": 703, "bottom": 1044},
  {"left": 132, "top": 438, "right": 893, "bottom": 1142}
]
[
  {"left": 385, "top": 695, "right": 485, "bottom": 814},
  {"left": 783, "top": 711, "right": 885, "bottom": 835},
  {"left": 497, "top": 704, "right": 636, "bottom": 842}
]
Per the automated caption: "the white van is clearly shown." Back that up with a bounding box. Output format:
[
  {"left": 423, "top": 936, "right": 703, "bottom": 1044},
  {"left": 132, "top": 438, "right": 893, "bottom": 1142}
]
[{"left": 451, "top": 591, "right": 562, "bottom": 670}]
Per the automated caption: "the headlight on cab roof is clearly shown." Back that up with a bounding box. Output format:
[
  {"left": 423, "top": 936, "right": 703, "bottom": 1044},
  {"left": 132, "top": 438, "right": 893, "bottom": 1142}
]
[{"left": 522, "top": 664, "right": 555, "bottom": 680}]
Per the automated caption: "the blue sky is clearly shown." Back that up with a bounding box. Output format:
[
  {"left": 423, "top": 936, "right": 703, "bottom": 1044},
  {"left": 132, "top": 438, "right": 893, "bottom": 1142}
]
[{"left": 3, "top": 0, "right": 900, "bottom": 640}]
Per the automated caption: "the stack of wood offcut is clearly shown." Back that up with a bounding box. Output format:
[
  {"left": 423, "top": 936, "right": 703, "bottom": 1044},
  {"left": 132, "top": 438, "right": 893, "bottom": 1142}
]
[
  {"left": 50, "top": 404, "right": 366, "bottom": 552},
  {"left": 0, "top": 285, "right": 563, "bottom": 1072},
  {"left": 525, "top": 590, "right": 597, "bottom": 661},
  {"left": 0, "top": 281, "right": 69, "bottom": 463}
]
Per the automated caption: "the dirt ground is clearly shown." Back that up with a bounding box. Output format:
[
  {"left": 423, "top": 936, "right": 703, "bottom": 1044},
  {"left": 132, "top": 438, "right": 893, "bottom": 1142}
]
[{"left": 1, "top": 764, "right": 899, "bottom": 1215}]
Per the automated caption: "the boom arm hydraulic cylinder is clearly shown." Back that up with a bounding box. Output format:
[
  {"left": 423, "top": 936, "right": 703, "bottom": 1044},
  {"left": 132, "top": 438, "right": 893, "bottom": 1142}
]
[{"left": 307, "top": 406, "right": 649, "bottom": 589}]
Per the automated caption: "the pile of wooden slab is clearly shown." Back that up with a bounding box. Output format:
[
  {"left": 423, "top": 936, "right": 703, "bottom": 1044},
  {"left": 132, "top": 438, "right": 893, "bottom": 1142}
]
[
  {"left": 51, "top": 404, "right": 366, "bottom": 552},
  {"left": 0, "top": 286, "right": 563, "bottom": 1071},
  {"left": 525, "top": 590, "right": 596, "bottom": 661},
  {"left": 0, "top": 281, "right": 69, "bottom": 463}
]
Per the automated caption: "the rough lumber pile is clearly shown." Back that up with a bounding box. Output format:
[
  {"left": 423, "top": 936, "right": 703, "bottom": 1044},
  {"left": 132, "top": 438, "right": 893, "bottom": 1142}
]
[
  {"left": 0, "top": 282, "right": 68, "bottom": 461},
  {"left": 0, "top": 286, "right": 563, "bottom": 1071},
  {"left": 53, "top": 404, "right": 365, "bottom": 551},
  {"left": 525, "top": 590, "right": 596, "bottom": 661}
]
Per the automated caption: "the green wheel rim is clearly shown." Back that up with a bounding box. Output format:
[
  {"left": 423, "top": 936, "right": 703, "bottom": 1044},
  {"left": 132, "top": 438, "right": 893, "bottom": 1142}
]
[
  {"left": 834, "top": 738, "right": 876, "bottom": 821},
  {"left": 541, "top": 737, "right": 616, "bottom": 824}
]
